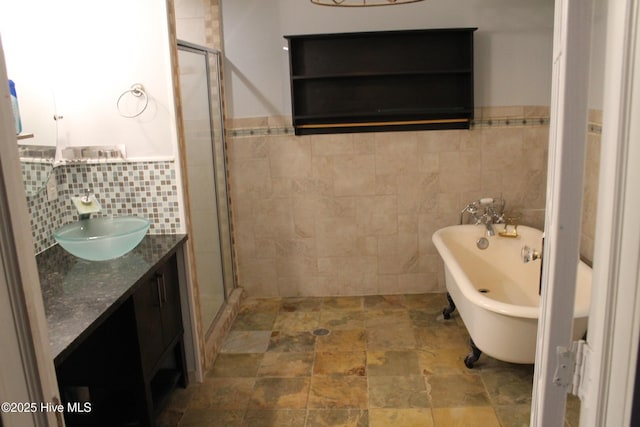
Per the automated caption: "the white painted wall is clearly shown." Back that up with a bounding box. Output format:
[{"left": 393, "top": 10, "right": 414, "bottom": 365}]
[
  {"left": 0, "top": 0, "right": 178, "bottom": 160},
  {"left": 221, "top": 0, "right": 556, "bottom": 118},
  {"left": 0, "top": 2, "right": 59, "bottom": 146}
]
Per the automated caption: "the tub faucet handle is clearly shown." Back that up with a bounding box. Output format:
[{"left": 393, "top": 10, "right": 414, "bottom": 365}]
[{"left": 521, "top": 245, "right": 541, "bottom": 263}]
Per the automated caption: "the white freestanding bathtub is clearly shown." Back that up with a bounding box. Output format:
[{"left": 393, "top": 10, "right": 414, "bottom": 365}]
[{"left": 432, "top": 224, "right": 591, "bottom": 366}]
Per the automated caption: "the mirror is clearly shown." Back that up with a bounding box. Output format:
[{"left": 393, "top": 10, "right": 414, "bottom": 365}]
[{"left": 1, "top": 3, "right": 60, "bottom": 196}]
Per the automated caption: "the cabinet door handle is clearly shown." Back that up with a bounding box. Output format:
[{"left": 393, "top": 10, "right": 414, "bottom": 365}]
[
  {"left": 158, "top": 273, "right": 167, "bottom": 305},
  {"left": 156, "top": 275, "right": 163, "bottom": 308}
]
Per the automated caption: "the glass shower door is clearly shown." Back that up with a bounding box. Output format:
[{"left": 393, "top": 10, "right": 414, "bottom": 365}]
[{"left": 177, "top": 42, "right": 234, "bottom": 335}]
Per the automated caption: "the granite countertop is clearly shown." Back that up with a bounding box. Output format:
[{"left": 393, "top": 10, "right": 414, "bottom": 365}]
[{"left": 37, "top": 234, "right": 187, "bottom": 365}]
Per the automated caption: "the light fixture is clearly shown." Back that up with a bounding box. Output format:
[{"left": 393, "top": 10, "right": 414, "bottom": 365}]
[{"left": 311, "top": 0, "right": 425, "bottom": 6}]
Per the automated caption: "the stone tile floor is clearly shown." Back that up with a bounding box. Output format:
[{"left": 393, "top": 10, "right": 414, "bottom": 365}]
[{"left": 158, "top": 293, "right": 580, "bottom": 426}]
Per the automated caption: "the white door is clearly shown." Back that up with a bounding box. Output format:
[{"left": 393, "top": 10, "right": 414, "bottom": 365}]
[
  {"left": 530, "top": 0, "right": 593, "bottom": 425},
  {"left": 0, "top": 36, "right": 62, "bottom": 427},
  {"left": 578, "top": 0, "right": 640, "bottom": 425},
  {"left": 534, "top": 0, "right": 640, "bottom": 425}
]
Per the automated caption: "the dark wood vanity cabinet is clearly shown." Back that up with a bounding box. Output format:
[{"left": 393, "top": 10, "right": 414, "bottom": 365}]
[
  {"left": 133, "top": 254, "right": 187, "bottom": 422},
  {"left": 134, "top": 255, "right": 183, "bottom": 377},
  {"left": 285, "top": 28, "right": 477, "bottom": 135},
  {"left": 55, "top": 253, "right": 187, "bottom": 427}
]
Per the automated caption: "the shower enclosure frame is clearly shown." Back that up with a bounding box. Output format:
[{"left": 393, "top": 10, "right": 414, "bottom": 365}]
[{"left": 176, "top": 40, "right": 236, "bottom": 338}]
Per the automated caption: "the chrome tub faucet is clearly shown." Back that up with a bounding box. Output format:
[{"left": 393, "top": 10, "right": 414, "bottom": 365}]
[{"left": 460, "top": 197, "right": 505, "bottom": 237}]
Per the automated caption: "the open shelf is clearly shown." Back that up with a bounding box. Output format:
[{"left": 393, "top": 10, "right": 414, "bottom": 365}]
[
  {"left": 17, "top": 133, "right": 34, "bottom": 140},
  {"left": 151, "top": 369, "right": 183, "bottom": 415},
  {"left": 285, "top": 28, "right": 477, "bottom": 135}
]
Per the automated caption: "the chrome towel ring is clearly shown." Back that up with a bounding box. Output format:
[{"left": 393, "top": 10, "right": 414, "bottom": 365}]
[{"left": 117, "top": 83, "right": 148, "bottom": 118}]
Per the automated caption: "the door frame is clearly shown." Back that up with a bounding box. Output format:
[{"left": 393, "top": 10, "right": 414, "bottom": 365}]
[
  {"left": 534, "top": 0, "right": 640, "bottom": 425},
  {"left": 579, "top": 0, "right": 640, "bottom": 425},
  {"left": 530, "top": 0, "right": 593, "bottom": 424},
  {"left": 0, "top": 36, "right": 62, "bottom": 427}
]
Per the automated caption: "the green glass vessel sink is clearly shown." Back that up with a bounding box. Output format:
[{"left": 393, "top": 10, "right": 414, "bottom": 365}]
[{"left": 53, "top": 216, "right": 150, "bottom": 261}]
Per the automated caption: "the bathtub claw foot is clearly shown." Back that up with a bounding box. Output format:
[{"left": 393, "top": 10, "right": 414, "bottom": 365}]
[
  {"left": 443, "top": 292, "right": 457, "bottom": 320},
  {"left": 464, "top": 339, "right": 482, "bottom": 369}
]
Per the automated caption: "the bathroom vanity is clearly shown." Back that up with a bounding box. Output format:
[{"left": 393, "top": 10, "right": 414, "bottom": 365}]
[{"left": 38, "top": 234, "right": 188, "bottom": 427}]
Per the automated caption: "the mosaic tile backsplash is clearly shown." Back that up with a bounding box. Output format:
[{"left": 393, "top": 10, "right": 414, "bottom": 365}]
[
  {"left": 21, "top": 161, "right": 54, "bottom": 196},
  {"left": 27, "top": 160, "right": 181, "bottom": 254}
]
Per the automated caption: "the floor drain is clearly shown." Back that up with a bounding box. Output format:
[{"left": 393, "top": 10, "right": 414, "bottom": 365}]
[
  {"left": 478, "top": 288, "right": 490, "bottom": 293},
  {"left": 312, "top": 328, "right": 331, "bottom": 336}
]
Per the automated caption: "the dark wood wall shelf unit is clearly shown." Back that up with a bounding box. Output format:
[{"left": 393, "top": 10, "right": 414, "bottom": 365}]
[{"left": 284, "top": 28, "right": 477, "bottom": 135}]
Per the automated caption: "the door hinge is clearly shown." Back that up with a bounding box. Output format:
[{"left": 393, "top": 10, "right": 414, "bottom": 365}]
[{"left": 553, "top": 339, "right": 589, "bottom": 397}]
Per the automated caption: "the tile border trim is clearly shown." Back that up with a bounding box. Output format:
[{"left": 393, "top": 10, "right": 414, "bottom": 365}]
[{"left": 226, "top": 117, "right": 602, "bottom": 138}]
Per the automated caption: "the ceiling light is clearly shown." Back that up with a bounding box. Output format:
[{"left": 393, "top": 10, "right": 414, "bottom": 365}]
[{"left": 311, "top": 0, "right": 425, "bottom": 7}]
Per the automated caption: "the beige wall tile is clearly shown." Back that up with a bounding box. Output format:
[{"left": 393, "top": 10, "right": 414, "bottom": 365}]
[
  {"left": 378, "top": 234, "right": 419, "bottom": 275},
  {"left": 253, "top": 198, "right": 294, "bottom": 238},
  {"left": 269, "top": 153, "right": 311, "bottom": 178},
  {"left": 311, "top": 155, "right": 334, "bottom": 180},
  {"left": 356, "top": 195, "right": 398, "bottom": 236},
  {"left": 352, "top": 133, "right": 377, "bottom": 154},
  {"left": 377, "top": 274, "right": 399, "bottom": 294},
  {"left": 436, "top": 193, "right": 463, "bottom": 216},
  {"left": 227, "top": 136, "right": 269, "bottom": 160},
  {"left": 285, "top": 276, "right": 321, "bottom": 297},
  {"left": 316, "top": 217, "right": 360, "bottom": 257},
  {"left": 419, "top": 151, "right": 440, "bottom": 173},
  {"left": 317, "top": 257, "right": 379, "bottom": 295},
  {"left": 254, "top": 239, "right": 277, "bottom": 259},
  {"left": 332, "top": 154, "right": 377, "bottom": 196},
  {"left": 291, "top": 177, "right": 333, "bottom": 197},
  {"left": 239, "top": 258, "right": 278, "bottom": 297},
  {"left": 310, "top": 195, "right": 358, "bottom": 220},
  {"left": 398, "top": 213, "right": 419, "bottom": 234},
  {"left": 438, "top": 151, "right": 482, "bottom": 193},
  {"left": 271, "top": 177, "right": 294, "bottom": 197},
  {"left": 375, "top": 174, "right": 398, "bottom": 196},
  {"left": 523, "top": 127, "right": 549, "bottom": 171},
  {"left": 311, "top": 133, "right": 355, "bottom": 156},
  {"left": 276, "top": 255, "right": 317, "bottom": 279},
  {"left": 480, "top": 127, "right": 526, "bottom": 173},
  {"left": 418, "top": 212, "right": 457, "bottom": 256},
  {"left": 269, "top": 136, "right": 312, "bottom": 178},
  {"left": 581, "top": 132, "right": 601, "bottom": 263},
  {"left": 275, "top": 239, "right": 316, "bottom": 258},
  {"left": 225, "top": 107, "right": 600, "bottom": 296},
  {"left": 357, "top": 236, "right": 379, "bottom": 257},
  {"left": 229, "top": 157, "right": 272, "bottom": 195},
  {"left": 375, "top": 133, "right": 419, "bottom": 175},
  {"left": 233, "top": 224, "right": 256, "bottom": 260},
  {"left": 420, "top": 254, "right": 444, "bottom": 275},
  {"left": 292, "top": 197, "right": 316, "bottom": 238},
  {"left": 419, "top": 130, "right": 461, "bottom": 153},
  {"left": 396, "top": 273, "right": 433, "bottom": 294}
]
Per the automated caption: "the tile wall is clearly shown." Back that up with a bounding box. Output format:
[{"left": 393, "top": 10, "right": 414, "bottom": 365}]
[
  {"left": 580, "top": 110, "right": 603, "bottom": 265},
  {"left": 27, "top": 160, "right": 181, "bottom": 254},
  {"left": 226, "top": 107, "right": 557, "bottom": 298},
  {"left": 21, "top": 161, "right": 54, "bottom": 196}
]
